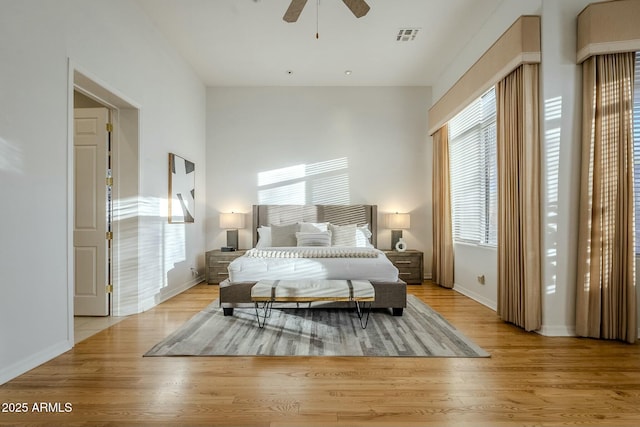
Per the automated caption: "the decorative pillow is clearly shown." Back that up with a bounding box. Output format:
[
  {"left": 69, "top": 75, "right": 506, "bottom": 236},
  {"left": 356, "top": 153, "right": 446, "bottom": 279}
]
[
  {"left": 329, "top": 223, "right": 358, "bottom": 246},
  {"left": 296, "top": 231, "right": 332, "bottom": 247},
  {"left": 299, "top": 222, "right": 329, "bottom": 232},
  {"left": 356, "top": 224, "right": 374, "bottom": 248},
  {"left": 270, "top": 223, "right": 300, "bottom": 247},
  {"left": 256, "top": 226, "right": 271, "bottom": 248}
]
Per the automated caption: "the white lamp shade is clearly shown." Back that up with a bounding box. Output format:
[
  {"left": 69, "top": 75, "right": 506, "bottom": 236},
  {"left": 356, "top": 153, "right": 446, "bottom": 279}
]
[
  {"left": 219, "top": 212, "right": 245, "bottom": 229},
  {"left": 386, "top": 212, "right": 410, "bottom": 229}
]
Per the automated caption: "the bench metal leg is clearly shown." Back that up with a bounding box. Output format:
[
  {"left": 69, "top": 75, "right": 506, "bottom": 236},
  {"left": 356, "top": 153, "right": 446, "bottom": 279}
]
[
  {"left": 254, "top": 301, "right": 273, "bottom": 328},
  {"left": 353, "top": 301, "right": 372, "bottom": 329}
]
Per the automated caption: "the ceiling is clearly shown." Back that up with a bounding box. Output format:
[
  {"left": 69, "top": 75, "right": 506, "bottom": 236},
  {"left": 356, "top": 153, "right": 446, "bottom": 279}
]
[{"left": 136, "top": 0, "right": 504, "bottom": 87}]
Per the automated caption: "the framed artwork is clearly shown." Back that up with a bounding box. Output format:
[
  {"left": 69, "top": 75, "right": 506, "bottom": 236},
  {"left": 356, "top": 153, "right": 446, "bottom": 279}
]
[{"left": 168, "top": 153, "right": 195, "bottom": 223}]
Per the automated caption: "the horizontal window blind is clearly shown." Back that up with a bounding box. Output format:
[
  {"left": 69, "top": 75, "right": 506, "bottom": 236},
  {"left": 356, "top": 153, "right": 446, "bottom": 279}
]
[
  {"left": 634, "top": 52, "right": 640, "bottom": 254},
  {"left": 448, "top": 87, "right": 497, "bottom": 246}
]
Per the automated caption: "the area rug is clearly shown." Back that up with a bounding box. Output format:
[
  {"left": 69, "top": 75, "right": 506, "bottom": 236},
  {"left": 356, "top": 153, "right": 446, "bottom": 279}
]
[{"left": 144, "top": 295, "right": 489, "bottom": 357}]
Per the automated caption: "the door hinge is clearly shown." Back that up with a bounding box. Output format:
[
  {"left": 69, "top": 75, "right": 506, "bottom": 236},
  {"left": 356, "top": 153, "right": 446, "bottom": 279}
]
[
  {"left": 106, "top": 123, "right": 113, "bottom": 132},
  {"left": 106, "top": 177, "right": 113, "bottom": 186},
  {"left": 106, "top": 284, "right": 113, "bottom": 294},
  {"left": 106, "top": 231, "right": 113, "bottom": 240}
]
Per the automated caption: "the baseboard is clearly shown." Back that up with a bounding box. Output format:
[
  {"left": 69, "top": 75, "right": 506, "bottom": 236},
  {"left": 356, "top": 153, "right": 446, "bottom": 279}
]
[
  {"left": 453, "top": 288, "right": 580, "bottom": 337},
  {"left": 1, "top": 276, "right": 205, "bottom": 385},
  {"left": 537, "top": 326, "right": 640, "bottom": 338},
  {"left": 0, "top": 340, "right": 72, "bottom": 385},
  {"left": 537, "top": 325, "right": 576, "bottom": 337},
  {"left": 452, "top": 284, "right": 497, "bottom": 311},
  {"left": 136, "top": 275, "right": 205, "bottom": 314},
  {"left": 444, "top": 283, "right": 640, "bottom": 339},
  {"left": 158, "top": 275, "right": 204, "bottom": 305}
]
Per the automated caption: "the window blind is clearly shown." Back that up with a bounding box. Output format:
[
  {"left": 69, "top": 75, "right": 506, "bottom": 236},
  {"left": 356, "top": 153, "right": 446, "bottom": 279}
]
[
  {"left": 633, "top": 52, "right": 640, "bottom": 254},
  {"left": 448, "top": 87, "right": 497, "bottom": 246}
]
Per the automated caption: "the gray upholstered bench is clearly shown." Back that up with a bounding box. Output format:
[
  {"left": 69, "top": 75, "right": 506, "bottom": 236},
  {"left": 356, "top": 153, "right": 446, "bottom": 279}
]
[{"left": 250, "top": 279, "right": 375, "bottom": 329}]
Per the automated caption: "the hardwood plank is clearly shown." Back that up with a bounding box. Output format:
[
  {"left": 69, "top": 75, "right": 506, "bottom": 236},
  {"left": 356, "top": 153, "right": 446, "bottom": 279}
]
[{"left": 1, "top": 281, "right": 639, "bottom": 426}]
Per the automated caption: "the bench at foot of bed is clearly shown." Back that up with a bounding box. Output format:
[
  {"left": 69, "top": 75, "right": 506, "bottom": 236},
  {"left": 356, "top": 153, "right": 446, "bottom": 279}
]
[
  {"left": 218, "top": 278, "right": 406, "bottom": 317},
  {"left": 251, "top": 280, "right": 375, "bottom": 329},
  {"left": 222, "top": 306, "right": 403, "bottom": 317}
]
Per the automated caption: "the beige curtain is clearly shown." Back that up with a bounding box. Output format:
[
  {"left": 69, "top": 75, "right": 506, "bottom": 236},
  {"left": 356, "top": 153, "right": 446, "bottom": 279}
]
[
  {"left": 432, "top": 125, "right": 455, "bottom": 288},
  {"left": 576, "top": 53, "right": 637, "bottom": 344},
  {"left": 496, "top": 64, "right": 542, "bottom": 331}
]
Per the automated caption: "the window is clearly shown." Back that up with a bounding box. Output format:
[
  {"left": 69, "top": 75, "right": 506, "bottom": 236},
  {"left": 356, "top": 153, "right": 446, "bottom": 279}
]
[
  {"left": 448, "top": 87, "right": 497, "bottom": 246},
  {"left": 634, "top": 52, "right": 640, "bottom": 254}
]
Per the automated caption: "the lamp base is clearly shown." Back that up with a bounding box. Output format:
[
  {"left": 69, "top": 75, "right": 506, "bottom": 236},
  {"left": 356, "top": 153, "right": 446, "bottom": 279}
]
[
  {"left": 395, "top": 238, "right": 407, "bottom": 252},
  {"left": 226, "top": 229, "right": 238, "bottom": 250},
  {"left": 391, "top": 230, "right": 403, "bottom": 251}
]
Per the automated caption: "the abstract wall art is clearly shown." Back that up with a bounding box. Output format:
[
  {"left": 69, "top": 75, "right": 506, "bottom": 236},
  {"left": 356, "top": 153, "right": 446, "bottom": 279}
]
[{"left": 168, "top": 153, "right": 195, "bottom": 223}]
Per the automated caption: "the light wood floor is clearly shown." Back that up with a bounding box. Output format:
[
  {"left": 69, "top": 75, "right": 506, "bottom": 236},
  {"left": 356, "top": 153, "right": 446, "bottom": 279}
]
[{"left": 1, "top": 282, "right": 640, "bottom": 426}]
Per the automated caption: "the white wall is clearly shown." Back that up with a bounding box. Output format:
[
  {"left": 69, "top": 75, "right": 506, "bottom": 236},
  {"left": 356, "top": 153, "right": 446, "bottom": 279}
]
[
  {"left": 205, "top": 87, "right": 432, "bottom": 269},
  {"left": 0, "top": 0, "right": 206, "bottom": 384},
  {"left": 538, "top": 0, "right": 596, "bottom": 335}
]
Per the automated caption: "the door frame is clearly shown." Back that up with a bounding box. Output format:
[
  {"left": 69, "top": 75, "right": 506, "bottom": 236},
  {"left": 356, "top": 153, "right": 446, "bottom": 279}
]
[{"left": 67, "top": 60, "right": 141, "bottom": 343}]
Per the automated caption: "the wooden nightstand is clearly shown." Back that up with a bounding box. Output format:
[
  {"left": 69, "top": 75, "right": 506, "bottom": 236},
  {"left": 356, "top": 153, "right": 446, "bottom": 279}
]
[
  {"left": 206, "top": 249, "right": 247, "bottom": 284},
  {"left": 383, "top": 250, "right": 424, "bottom": 285}
]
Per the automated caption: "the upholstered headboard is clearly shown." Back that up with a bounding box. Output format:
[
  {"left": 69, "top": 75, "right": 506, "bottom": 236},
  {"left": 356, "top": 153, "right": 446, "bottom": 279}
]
[{"left": 252, "top": 205, "right": 378, "bottom": 248}]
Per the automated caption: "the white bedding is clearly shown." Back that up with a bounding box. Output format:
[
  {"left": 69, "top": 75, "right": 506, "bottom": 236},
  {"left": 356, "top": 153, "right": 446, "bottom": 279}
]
[{"left": 228, "top": 247, "right": 399, "bottom": 282}]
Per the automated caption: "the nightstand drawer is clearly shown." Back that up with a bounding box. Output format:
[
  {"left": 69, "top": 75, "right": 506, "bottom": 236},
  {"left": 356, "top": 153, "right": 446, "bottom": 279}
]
[
  {"left": 208, "top": 253, "right": 244, "bottom": 263},
  {"left": 209, "top": 265, "right": 231, "bottom": 277},
  {"left": 385, "top": 256, "right": 420, "bottom": 266},
  {"left": 383, "top": 250, "right": 424, "bottom": 285},
  {"left": 397, "top": 268, "right": 422, "bottom": 283},
  {"left": 206, "top": 249, "right": 246, "bottom": 284}
]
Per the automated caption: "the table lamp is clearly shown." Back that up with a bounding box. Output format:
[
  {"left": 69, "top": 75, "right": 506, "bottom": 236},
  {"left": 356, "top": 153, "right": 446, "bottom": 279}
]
[
  {"left": 220, "top": 212, "right": 245, "bottom": 251},
  {"left": 386, "top": 212, "right": 410, "bottom": 252}
]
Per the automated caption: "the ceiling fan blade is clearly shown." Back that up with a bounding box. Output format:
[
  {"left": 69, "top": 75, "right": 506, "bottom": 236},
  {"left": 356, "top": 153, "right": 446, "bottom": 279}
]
[
  {"left": 342, "top": 0, "right": 370, "bottom": 18},
  {"left": 283, "top": 0, "right": 308, "bottom": 23}
]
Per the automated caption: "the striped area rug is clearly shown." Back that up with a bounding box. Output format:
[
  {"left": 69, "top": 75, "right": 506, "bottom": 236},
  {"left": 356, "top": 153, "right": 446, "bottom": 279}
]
[{"left": 144, "top": 295, "right": 489, "bottom": 358}]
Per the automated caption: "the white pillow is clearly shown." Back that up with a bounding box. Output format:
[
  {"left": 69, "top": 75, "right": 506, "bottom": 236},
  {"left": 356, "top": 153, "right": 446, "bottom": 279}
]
[
  {"left": 295, "top": 231, "right": 332, "bottom": 247},
  {"left": 256, "top": 226, "right": 271, "bottom": 248},
  {"left": 356, "top": 224, "right": 374, "bottom": 248},
  {"left": 270, "top": 223, "right": 299, "bottom": 247},
  {"left": 299, "top": 222, "right": 329, "bottom": 232},
  {"left": 329, "top": 223, "right": 357, "bottom": 246}
]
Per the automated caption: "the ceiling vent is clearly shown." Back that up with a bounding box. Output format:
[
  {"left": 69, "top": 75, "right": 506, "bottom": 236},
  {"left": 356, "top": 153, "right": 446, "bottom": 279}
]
[{"left": 396, "top": 28, "right": 419, "bottom": 42}]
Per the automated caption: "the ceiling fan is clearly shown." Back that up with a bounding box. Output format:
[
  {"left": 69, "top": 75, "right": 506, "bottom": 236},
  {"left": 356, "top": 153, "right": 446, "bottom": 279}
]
[{"left": 283, "top": 0, "right": 370, "bottom": 23}]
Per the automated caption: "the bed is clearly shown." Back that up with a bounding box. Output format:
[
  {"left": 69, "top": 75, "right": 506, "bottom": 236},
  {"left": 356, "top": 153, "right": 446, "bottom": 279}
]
[{"left": 219, "top": 204, "right": 407, "bottom": 316}]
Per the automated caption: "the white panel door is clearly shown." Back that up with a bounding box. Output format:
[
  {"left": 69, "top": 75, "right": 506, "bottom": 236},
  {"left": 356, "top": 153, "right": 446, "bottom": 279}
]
[{"left": 74, "top": 107, "right": 109, "bottom": 316}]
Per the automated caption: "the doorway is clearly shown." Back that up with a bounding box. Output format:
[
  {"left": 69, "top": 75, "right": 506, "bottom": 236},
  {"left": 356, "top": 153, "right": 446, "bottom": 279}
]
[{"left": 69, "top": 64, "right": 141, "bottom": 342}]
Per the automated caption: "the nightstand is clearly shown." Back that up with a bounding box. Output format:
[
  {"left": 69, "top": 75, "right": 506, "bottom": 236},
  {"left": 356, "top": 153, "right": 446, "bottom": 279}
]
[
  {"left": 383, "top": 250, "right": 424, "bottom": 285},
  {"left": 206, "top": 249, "right": 247, "bottom": 284}
]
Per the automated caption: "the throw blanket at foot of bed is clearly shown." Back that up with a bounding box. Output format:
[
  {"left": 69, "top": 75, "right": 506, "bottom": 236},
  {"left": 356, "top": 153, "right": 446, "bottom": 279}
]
[
  {"left": 245, "top": 247, "right": 379, "bottom": 258},
  {"left": 251, "top": 279, "right": 375, "bottom": 302}
]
